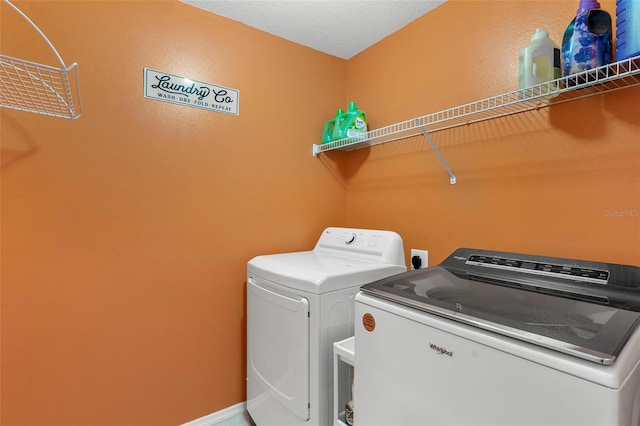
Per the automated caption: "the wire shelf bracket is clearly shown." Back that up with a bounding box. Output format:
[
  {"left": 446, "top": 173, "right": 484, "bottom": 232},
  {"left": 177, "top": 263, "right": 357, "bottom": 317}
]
[
  {"left": 0, "top": 0, "right": 82, "bottom": 119},
  {"left": 417, "top": 120, "right": 456, "bottom": 185}
]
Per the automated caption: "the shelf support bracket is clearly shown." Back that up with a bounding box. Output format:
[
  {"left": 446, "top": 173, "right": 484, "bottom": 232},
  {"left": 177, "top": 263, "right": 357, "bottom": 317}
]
[{"left": 416, "top": 121, "right": 456, "bottom": 185}]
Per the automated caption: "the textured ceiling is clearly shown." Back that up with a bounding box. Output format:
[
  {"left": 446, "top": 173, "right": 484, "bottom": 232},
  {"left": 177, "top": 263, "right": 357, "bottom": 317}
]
[{"left": 180, "top": 0, "right": 446, "bottom": 59}]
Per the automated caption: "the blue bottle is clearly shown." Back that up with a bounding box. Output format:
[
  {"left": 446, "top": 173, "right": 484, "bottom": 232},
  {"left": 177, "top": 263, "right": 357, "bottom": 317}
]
[
  {"left": 561, "top": 0, "right": 612, "bottom": 76},
  {"left": 616, "top": 0, "right": 640, "bottom": 61}
]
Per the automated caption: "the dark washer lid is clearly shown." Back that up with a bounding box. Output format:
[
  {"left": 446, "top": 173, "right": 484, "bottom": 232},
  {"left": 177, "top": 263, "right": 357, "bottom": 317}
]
[{"left": 361, "top": 263, "right": 640, "bottom": 365}]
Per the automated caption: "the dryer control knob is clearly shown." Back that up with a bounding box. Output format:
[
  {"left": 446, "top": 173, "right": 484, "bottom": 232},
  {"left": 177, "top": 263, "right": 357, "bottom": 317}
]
[{"left": 346, "top": 233, "right": 357, "bottom": 245}]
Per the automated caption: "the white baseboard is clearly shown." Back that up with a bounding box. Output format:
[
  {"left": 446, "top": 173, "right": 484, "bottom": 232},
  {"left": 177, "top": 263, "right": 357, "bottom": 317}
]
[{"left": 180, "top": 402, "right": 248, "bottom": 426}]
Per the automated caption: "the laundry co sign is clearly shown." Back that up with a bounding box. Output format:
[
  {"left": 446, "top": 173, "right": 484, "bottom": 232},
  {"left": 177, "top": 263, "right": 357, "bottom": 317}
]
[{"left": 143, "top": 68, "right": 239, "bottom": 115}]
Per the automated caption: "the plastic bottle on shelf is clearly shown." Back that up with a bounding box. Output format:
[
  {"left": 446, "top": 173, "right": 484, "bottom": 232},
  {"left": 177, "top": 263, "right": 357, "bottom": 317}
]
[
  {"left": 561, "top": 0, "right": 612, "bottom": 77},
  {"left": 334, "top": 101, "right": 367, "bottom": 141},
  {"left": 616, "top": 0, "right": 640, "bottom": 62},
  {"left": 518, "top": 28, "right": 561, "bottom": 93},
  {"left": 321, "top": 109, "right": 344, "bottom": 144}
]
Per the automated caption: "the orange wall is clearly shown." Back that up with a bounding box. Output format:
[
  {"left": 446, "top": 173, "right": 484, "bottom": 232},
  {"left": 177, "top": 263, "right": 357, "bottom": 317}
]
[
  {"left": 1, "top": 1, "right": 345, "bottom": 425},
  {"left": 1, "top": 1, "right": 639, "bottom": 426},
  {"left": 346, "top": 0, "right": 640, "bottom": 266}
]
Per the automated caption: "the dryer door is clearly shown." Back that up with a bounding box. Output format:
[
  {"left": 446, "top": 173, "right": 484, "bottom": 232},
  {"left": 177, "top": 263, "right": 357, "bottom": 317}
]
[{"left": 247, "top": 277, "right": 310, "bottom": 421}]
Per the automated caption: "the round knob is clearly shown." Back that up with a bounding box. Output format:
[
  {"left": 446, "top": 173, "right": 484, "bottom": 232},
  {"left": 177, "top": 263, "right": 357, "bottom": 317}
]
[{"left": 346, "top": 233, "right": 357, "bottom": 245}]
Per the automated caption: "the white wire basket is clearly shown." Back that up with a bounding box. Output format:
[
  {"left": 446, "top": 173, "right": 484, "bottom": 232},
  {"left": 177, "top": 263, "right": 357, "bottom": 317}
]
[{"left": 0, "top": 0, "right": 82, "bottom": 119}]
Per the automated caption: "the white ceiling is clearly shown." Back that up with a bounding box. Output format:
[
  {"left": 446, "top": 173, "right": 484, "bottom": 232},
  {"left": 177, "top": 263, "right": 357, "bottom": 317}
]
[{"left": 180, "top": 0, "right": 446, "bottom": 59}]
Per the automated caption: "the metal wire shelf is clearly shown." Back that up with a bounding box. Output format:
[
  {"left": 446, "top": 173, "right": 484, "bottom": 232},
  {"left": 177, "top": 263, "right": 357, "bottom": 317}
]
[
  {"left": 313, "top": 55, "right": 640, "bottom": 157},
  {"left": 0, "top": 0, "right": 82, "bottom": 119}
]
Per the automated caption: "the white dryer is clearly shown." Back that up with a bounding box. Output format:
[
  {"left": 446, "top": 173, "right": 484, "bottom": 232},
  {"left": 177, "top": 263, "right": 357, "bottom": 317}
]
[{"left": 247, "top": 227, "right": 406, "bottom": 426}]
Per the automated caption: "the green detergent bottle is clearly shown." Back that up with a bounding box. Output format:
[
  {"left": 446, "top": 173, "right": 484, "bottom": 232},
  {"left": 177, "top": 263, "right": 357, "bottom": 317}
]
[
  {"left": 333, "top": 101, "right": 367, "bottom": 140},
  {"left": 321, "top": 109, "right": 344, "bottom": 144}
]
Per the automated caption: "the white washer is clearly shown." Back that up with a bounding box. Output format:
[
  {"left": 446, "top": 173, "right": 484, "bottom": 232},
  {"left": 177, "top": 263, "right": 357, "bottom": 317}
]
[
  {"left": 247, "top": 227, "right": 406, "bottom": 426},
  {"left": 355, "top": 248, "right": 640, "bottom": 426}
]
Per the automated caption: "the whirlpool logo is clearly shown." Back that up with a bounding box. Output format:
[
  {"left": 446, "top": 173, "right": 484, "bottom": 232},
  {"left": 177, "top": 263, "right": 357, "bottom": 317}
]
[{"left": 429, "top": 343, "right": 453, "bottom": 357}]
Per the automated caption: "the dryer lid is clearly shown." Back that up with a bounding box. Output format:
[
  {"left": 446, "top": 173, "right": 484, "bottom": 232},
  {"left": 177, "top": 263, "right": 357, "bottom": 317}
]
[
  {"left": 247, "top": 227, "right": 407, "bottom": 294},
  {"left": 360, "top": 248, "right": 640, "bottom": 365},
  {"left": 248, "top": 250, "right": 406, "bottom": 294}
]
